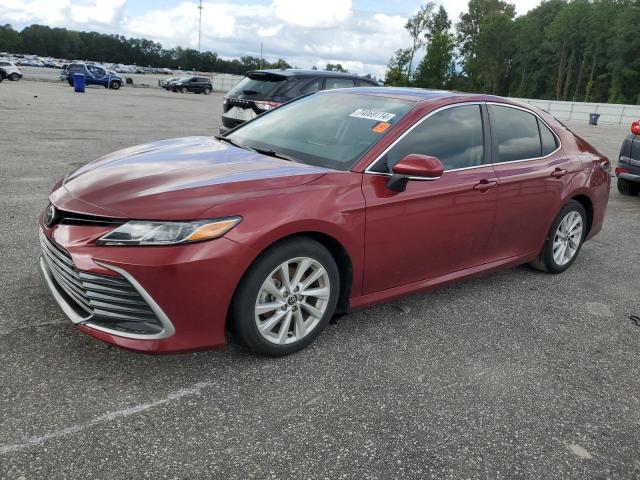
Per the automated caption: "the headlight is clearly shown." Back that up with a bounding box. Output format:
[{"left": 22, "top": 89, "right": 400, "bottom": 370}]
[{"left": 97, "top": 217, "right": 241, "bottom": 246}]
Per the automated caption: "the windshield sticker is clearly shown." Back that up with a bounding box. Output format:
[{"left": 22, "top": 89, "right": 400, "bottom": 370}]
[
  {"left": 372, "top": 122, "right": 391, "bottom": 133},
  {"left": 349, "top": 109, "right": 396, "bottom": 122}
]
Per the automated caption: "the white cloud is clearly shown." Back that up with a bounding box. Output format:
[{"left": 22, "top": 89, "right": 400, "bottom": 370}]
[
  {"left": 273, "top": 0, "right": 352, "bottom": 28},
  {"left": 0, "top": 0, "right": 542, "bottom": 78}
]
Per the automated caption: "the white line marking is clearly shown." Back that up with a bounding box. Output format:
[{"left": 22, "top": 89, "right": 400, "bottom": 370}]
[{"left": 0, "top": 382, "right": 210, "bottom": 455}]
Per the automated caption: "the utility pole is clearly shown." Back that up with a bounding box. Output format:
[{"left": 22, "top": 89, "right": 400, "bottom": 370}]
[
  {"left": 260, "top": 41, "right": 263, "bottom": 69},
  {"left": 198, "top": 0, "right": 203, "bottom": 52}
]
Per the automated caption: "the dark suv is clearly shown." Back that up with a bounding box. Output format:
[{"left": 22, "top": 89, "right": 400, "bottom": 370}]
[
  {"left": 616, "top": 120, "right": 640, "bottom": 196},
  {"left": 220, "top": 69, "right": 379, "bottom": 133},
  {"left": 171, "top": 76, "right": 213, "bottom": 94}
]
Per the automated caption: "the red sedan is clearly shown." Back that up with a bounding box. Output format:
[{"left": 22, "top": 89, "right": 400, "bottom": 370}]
[{"left": 39, "top": 88, "right": 611, "bottom": 356}]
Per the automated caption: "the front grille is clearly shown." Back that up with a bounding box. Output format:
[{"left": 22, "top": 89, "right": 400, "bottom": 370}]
[{"left": 39, "top": 229, "right": 163, "bottom": 335}]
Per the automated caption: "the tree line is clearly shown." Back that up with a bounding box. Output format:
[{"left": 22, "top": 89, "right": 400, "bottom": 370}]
[
  {"left": 0, "top": 24, "right": 292, "bottom": 74},
  {"left": 386, "top": 0, "right": 640, "bottom": 105}
]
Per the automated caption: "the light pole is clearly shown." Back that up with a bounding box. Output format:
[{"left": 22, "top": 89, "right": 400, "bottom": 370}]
[{"left": 198, "top": 0, "right": 203, "bottom": 52}]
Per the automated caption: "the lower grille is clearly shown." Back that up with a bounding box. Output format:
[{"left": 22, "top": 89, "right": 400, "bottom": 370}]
[{"left": 39, "top": 229, "right": 164, "bottom": 335}]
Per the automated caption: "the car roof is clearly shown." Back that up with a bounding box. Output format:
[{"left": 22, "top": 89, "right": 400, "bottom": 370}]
[
  {"left": 322, "top": 86, "right": 522, "bottom": 105},
  {"left": 248, "top": 69, "right": 371, "bottom": 79}
]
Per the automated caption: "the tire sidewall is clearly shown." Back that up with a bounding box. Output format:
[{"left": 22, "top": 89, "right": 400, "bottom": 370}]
[
  {"left": 232, "top": 238, "right": 340, "bottom": 356},
  {"left": 542, "top": 200, "right": 587, "bottom": 273},
  {"left": 111, "top": 81, "right": 121, "bottom": 90},
  {"left": 10, "top": 73, "right": 19, "bottom": 81}
]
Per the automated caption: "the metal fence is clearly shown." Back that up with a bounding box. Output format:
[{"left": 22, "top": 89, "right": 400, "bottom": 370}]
[
  {"left": 209, "top": 74, "right": 243, "bottom": 93},
  {"left": 514, "top": 98, "right": 640, "bottom": 125}
]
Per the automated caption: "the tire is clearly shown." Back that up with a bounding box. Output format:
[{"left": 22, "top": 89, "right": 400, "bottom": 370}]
[
  {"left": 231, "top": 237, "right": 340, "bottom": 357},
  {"left": 9, "top": 73, "right": 20, "bottom": 81},
  {"left": 203, "top": 87, "right": 212, "bottom": 95},
  {"left": 180, "top": 87, "right": 187, "bottom": 94},
  {"left": 617, "top": 178, "right": 640, "bottom": 196},
  {"left": 110, "top": 81, "right": 121, "bottom": 90},
  {"left": 529, "top": 199, "right": 587, "bottom": 274},
  {"left": 68, "top": 79, "right": 74, "bottom": 86}
]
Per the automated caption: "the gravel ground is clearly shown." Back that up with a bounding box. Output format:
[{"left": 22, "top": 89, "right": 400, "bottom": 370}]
[{"left": 0, "top": 80, "right": 639, "bottom": 480}]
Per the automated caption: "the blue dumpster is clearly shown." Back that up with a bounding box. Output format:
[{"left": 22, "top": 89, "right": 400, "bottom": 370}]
[{"left": 73, "top": 73, "right": 85, "bottom": 93}]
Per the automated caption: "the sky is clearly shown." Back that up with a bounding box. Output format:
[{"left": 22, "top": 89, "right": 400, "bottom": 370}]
[{"left": 0, "top": 0, "right": 542, "bottom": 77}]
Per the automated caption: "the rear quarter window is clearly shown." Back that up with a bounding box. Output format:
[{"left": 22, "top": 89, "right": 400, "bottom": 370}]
[
  {"left": 489, "top": 105, "right": 542, "bottom": 162},
  {"left": 539, "top": 120, "right": 558, "bottom": 156}
]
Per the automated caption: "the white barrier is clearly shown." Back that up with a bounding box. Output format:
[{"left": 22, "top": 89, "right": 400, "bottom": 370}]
[
  {"left": 514, "top": 97, "right": 640, "bottom": 125},
  {"left": 209, "top": 74, "right": 243, "bottom": 93}
]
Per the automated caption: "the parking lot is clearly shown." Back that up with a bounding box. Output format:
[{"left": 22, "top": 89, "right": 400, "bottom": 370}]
[{"left": 1, "top": 80, "right": 639, "bottom": 479}]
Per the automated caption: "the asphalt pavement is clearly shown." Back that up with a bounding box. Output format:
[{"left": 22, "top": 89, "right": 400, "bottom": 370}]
[{"left": 0, "top": 80, "right": 639, "bottom": 479}]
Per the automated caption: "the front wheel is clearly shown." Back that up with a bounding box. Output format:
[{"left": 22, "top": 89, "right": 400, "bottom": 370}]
[
  {"left": 529, "top": 199, "right": 587, "bottom": 273},
  {"left": 9, "top": 73, "right": 20, "bottom": 81},
  {"left": 110, "top": 81, "right": 121, "bottom": 90},
  {"left": 180, "top": 87, "right": 187, "bottom": 93},
  {"left": 231, "top": 238, "right": 340, "bottom": 356}
]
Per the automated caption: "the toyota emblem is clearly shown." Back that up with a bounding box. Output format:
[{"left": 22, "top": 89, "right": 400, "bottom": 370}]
[{"left": 44, "top": 204, "right": 57, "bottom": 228}]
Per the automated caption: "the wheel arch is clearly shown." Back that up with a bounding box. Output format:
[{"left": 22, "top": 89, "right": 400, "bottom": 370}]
[
  {"left": 570, "top": 193, "right": 593, "bottom": 236},
  {"left": 225, "top": 230, "right": 354, "bottom": 333}
]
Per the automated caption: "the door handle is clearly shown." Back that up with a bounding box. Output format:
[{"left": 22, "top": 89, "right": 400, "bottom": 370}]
[
  {"left": 473, "top": 179, "right": 498, "bottom": 192},
  {"left": 551, "top": 168, "right": 568, "bottom": 178}
]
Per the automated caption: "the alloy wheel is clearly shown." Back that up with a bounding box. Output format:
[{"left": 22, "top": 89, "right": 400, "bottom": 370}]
[
  {"left": 552, "top": 211, "right": 583, "bottom": 266},
  {"left": 254, "top": 257, "right": 331, "bottom": 345}
]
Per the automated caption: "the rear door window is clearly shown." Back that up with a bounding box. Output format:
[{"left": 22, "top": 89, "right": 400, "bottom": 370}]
[
  {"left": 489, "top": 105, "right": 543, "bottom": 162},
  {"left": 325, "top": 78, "right": 355, "bottom": 90}
]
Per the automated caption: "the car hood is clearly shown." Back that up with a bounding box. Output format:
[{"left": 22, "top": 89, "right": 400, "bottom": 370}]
[{"left": 55, "top": 136, "right": 329, "bottom": 220}]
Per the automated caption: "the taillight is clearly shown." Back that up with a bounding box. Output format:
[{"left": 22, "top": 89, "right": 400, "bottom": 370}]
[
  {"left": 254, "top": 101, "right": 282, "bottom": 111},
  {"left": 631, "top": 120, "right": 640, "bottom": 135},
  {"left": 615, "top": 166, "right": 630, "bottom": 175}
]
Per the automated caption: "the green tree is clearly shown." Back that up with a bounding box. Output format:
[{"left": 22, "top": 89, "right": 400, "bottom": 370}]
[
  {"left": 384, "top": 48, "right": 412, "bottom": 86},
  {"left": 0, "top": 24, "right": 21, "bottom": 52},
  {"left": 414, "top": 6, "right": 454, "bottom": 89},
  {"left": 456, "top": 0, "right": 516, "bottom": 93},
  {"left": 405, "top": 2, "right": 436, "bottom": 78}
]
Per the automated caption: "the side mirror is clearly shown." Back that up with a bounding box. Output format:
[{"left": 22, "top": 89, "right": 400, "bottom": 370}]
[{"left": 387, "top": 154, "right": 444, "bottom": 192}]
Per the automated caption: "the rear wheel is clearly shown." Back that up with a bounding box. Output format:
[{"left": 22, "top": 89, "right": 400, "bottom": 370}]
[
  {"left": 231, "top": 238, "right": 340, "bottom": 357},
  {"left": 180, "top": 87, "right": 187, "bottom": 93},
  {"left": 617, "top": 178, "right": 640, "bottom": 196},
  {"left": 203, "top": 87, "right": 212, "bottom": 95},
  {"left": 9, "top": 73, "right": 20, "bottom": 81},
  {"left": 529, "top": 199, "right": 587, "bottom": 273}
]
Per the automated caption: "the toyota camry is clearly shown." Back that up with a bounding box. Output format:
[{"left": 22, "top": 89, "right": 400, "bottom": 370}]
[{"left": 39, "top": 88, "right": 611, "bottom": 356}]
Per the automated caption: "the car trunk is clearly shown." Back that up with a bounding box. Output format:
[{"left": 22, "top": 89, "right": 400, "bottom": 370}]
[{"left": 222, "top": 72, "right": 288, "bottom": 129}]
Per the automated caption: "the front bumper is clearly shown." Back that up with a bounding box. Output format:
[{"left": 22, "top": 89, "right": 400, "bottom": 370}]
[{"left": 38, "top": 223, "right": 255, "bottom": 353}]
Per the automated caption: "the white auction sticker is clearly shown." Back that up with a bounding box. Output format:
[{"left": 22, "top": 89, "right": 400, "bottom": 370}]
[{"left": 349, "top": 109, "right": 396, "bottom": 122}]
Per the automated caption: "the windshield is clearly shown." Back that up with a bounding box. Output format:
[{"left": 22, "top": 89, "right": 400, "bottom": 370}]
[
  {"left": 227, "top": 92, "right": 415, "bottom": 170},
  {"left": 228, "top": 73, "right": 287, "bottom": 97}
]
